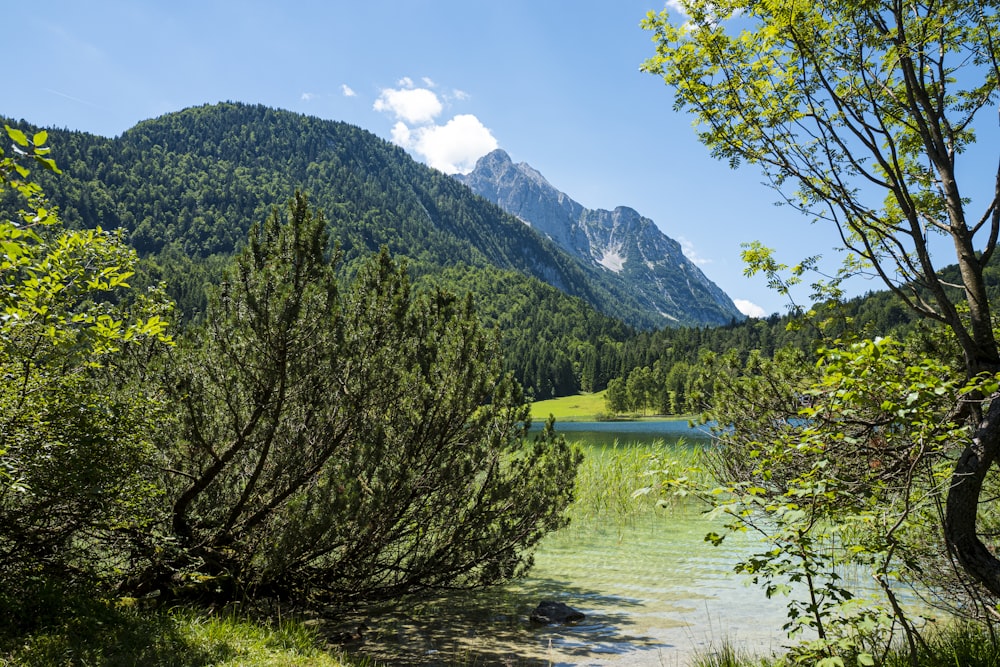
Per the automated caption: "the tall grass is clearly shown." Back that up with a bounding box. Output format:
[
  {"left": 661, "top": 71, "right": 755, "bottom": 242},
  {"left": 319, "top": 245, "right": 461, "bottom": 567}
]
[
  {"left": 568, "top": 438, "right": 709, "bottom": 523},
  {"left": 881, "top": 622, "right": 1000, "bottom": 667},
  {"left": 687, "top": 640, "right": 778, "bottom": 667},
  {"left": 687, "top": 622, "right": 1000, "bottom": 667}
]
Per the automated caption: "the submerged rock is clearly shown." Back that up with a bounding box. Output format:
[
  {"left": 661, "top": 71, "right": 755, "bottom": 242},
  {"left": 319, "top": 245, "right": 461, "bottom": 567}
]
[{"left": 530, "top": 600, "right": 585, "bottom": 625}]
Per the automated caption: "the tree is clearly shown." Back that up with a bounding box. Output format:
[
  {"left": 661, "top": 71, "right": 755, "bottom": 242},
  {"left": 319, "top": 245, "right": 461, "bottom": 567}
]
[
  {"left": 146, "top": 193, "right": 581, "bottom": 603},
  {"left": 626, "top": 366, "right": 657, "bottom": 415},
  {"left": 0, "top": 126, "right": 171, "bottom": 602},
  {"left": 605, "top": 376, "right": 630, "bottom": 415},
  {"left": 687, "top": 340, "right": 986, "bottom": 664},
  {"left": 662, "top": 360, "right": 691, "bottom": 415},
  {"left": 643, "top": 0, "right": 1000, "bottom": 596}
]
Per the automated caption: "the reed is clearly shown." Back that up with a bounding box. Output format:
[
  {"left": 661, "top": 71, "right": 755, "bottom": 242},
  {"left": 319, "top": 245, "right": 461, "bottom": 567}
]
[
  {"left": 881, "top": 621, "right": 1000, "bottom": 667},
  {"left": 688, "top": 640, "right": 778, "bottom": 667},
  {"left": 567, "top": 438, "right": 709, "bottom": 523}
]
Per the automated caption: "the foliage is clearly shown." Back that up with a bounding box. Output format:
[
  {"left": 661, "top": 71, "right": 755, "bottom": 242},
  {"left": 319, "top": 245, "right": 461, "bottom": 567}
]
[
  {"left": 0, "top": 126, "right": 171, "bottom": 593},
  {"left": 417, "top": 262, "right": 635, "bottom": 400},
  {"left": 0, "top": 593, "right": 348, "bottom": 667},
  {"left": 643, "top": 0, "right": 1000, "bottom": 633},
  {"left": 143, "top": 193, "right": 582, "bottom": 604},
  {"left": 667, "top": 336, "right": 1000, "bottom": 664}
]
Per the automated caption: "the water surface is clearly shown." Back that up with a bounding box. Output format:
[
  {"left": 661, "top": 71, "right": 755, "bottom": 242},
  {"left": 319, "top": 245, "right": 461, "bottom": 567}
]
[{"left": 345, "top": 421, "right": 789, "bottom": 666}]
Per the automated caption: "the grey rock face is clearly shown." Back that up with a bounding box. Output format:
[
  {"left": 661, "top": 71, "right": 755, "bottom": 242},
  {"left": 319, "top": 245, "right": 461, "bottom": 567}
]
[{"left": 457, "top": 149, "right": 743, "bottom": 326}]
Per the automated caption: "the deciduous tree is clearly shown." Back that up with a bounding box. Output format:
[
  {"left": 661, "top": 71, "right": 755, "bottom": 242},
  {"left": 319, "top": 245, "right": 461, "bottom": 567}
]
[
  {"left": 0, "top": 126, "right": 170, "bottom": 598},
  {"left": 643, "top": 0, "right": 1000, "bottom": 597}
]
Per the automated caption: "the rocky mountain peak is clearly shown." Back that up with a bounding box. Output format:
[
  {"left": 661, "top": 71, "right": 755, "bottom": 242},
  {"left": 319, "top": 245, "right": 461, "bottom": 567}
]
[{"left": 456, "top": 151, "right": 743, "bottom": 326}]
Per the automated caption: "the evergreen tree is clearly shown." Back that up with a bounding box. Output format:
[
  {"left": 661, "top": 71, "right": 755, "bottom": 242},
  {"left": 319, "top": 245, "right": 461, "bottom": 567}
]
[{"left": 145, "top": 193, "right": 582, "bottom": 603}]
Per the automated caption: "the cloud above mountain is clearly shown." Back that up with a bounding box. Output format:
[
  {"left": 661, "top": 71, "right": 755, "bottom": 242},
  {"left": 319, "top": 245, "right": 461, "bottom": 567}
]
[
  {"left": 678, "top": 236, "right": 710, "bottom": 266},
  {"left": 734, "top": 299, "right": 766, "bottom": 318},
  {"left": 374, "top": 86, "right": 442, "bottom": 124},
  {"left": 375, "top": 78, "right": 497, "bottom": 174}
]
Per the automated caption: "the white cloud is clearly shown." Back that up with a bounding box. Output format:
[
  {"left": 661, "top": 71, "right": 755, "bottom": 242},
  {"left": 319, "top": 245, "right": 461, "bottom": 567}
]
[
  {"left": 373, "top": 86, "right": 443, "bottom": 124},
  {"left": 678, "top": 237, "right": 710, "bottom": 266},
  {"left": 301, "top": 92, "right": 316, "bottom": 101},
  {"left": 341, "top": 84, "right": 356, "bottom": 97},
  {"left": 665, "top": 0, "right": 688, "bottom": 15},
  {"left": 422, "top": 77, "right": 436, "bottom": 87},
  {"left": 404, "top": 114, "right": 498, "bottom": 174},
  {"left": 390, "top": 121, "right": 412, "bottom": 146},
  {"left": 734, "top": 299, "right": 767, "bottom": 318},
  {"left": 374, "top": 78, "right": 499, "bottom": 174}
]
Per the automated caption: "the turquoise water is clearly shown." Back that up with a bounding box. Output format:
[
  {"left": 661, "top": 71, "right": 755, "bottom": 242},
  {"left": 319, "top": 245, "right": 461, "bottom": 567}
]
[
  {"left": 512, "top": 421, "right": 787, "bottom": 666},
  {"left": 537, "top": 419, "right": 716, "bottom": 448},
  {"left": 346, "top": 421, "right": 790, "bottom": 666}
]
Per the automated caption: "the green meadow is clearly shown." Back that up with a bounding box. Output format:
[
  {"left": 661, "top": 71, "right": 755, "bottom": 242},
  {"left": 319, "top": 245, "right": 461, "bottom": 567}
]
[{"left": 529, "top": 391, "right": 608, "bottom": 421}]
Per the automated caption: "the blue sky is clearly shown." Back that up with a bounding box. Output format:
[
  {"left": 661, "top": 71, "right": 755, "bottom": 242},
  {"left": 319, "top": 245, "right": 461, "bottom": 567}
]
[{"left": 8, "top": 1, "right": 984, "bottom": 317}]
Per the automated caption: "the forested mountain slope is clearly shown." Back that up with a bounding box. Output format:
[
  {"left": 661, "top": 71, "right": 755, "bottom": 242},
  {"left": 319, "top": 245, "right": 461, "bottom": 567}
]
[
  {"left": 17, "top": 102, "right": 952, "bottom": 404},
  {"left": 7, "top": 103, "right": 656, "bottom": 398},
  {"left": 20, "top": 102, "right": 721, "bottom": 330}
]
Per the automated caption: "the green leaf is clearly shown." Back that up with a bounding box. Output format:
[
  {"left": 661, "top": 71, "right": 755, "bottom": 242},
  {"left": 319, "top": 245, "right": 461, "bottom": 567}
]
[
  {"left": 705, "top": 531, "right": 725, "bottom": 546},
  {"left": 33, "top": 155, "right": 61, "bottom": 174},
  {"left": 5, "top": 125, "right": 29, "bottom": 147}
]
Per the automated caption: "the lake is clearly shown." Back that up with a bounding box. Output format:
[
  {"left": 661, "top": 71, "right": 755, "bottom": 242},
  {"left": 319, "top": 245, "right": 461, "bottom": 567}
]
[{"left": 345, "top": 421, "right": 790, "bottom": 666}]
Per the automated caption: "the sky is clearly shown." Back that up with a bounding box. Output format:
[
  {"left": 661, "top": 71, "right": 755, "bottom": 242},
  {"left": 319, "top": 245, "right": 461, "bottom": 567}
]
[{"left": 6, "top": 1, "right": 993, "bottom": 318}]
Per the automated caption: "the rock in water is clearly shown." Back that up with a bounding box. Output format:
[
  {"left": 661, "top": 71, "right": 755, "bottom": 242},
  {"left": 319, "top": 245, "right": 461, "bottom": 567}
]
[{"left": 530, "top": 600, "right": 585, "bottom": 625}]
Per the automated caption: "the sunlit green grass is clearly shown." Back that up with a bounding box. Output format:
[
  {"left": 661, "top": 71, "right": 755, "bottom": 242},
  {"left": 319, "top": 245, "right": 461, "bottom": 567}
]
[
  {"left": 529, "top": 391, "right": 608, "bottom": 421},
  {"left": 0, "top": 593, "right": 355, "bottom": 667},
  {"left": 530, "top": 390, "right": 693, "bottom": 422},
  {"left": 567, "top": 438, "right": 708, "bottom": 522}
]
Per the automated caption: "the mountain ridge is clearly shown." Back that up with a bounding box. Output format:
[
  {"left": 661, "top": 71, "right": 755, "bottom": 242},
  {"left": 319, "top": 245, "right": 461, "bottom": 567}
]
[
  {"left": 23, "top": 102, "right": 739, "bottom": 329},
  {"left": 456, "top": 149, "right": 743, "bottom": 326}
]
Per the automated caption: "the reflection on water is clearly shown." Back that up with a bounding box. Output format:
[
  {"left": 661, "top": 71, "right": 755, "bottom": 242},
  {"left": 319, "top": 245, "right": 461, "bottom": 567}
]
[{"left": 341, "top": 421, "right": 789, "bottom": 666}]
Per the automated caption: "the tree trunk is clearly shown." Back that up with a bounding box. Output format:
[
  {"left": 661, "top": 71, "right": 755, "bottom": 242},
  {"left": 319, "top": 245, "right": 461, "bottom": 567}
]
[{"left": 944, "top": 393, "right": 1000, "bottom": 597}]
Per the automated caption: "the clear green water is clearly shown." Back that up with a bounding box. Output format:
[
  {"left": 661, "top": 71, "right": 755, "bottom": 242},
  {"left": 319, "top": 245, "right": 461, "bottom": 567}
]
[{"left": 345, "top": 422, "right": 790, "bottom": 666}]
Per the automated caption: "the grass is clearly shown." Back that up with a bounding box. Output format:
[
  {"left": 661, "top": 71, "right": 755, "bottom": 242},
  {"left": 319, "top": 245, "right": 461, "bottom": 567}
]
[
  {"left": 881, "top": 621, "right": 1000, "bottom": 667},
  {"left": 649, "top": 624, "right": 1000, "bottom": 667},
  {"left": 688, "top": 640, "right": 777, "bottom": 667},
  {"left": 683, "top": 622, "right": 1000, "bottom": 667},
  {"left": 0, "top": 591, "right": 357, "bottom": 667},
  {"left": 568, "top": 439, "right": 708, "bottom": 522},
  {"left": 530, "top": 391, "right": 692, "bottom": 422},
  {"left": 529, "top": 390, "right": 609, "bottom": 421}
]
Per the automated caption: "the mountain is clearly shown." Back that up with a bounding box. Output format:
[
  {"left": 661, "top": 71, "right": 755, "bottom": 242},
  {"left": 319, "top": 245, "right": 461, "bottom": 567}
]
[
  {"left": 6, "top": 102, "right": 751, "bottom": 397},
  {"left": 27, "top": 102, "right": 699, "bottom": 330},
  {"left": 9, "top": 103, "right": 647, "bottom": 397},
  {"left": 456, "top": 149, "right": 743, "bottom": 326}
]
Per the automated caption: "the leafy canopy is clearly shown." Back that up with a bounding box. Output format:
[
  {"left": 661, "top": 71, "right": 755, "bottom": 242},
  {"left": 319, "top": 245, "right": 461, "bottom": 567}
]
[
  {"left": 643, "top": 0, "right": 1000, "bottom": 600},
  {"left": 0, "top": 125, "right": 171, "bottom": 601}
]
